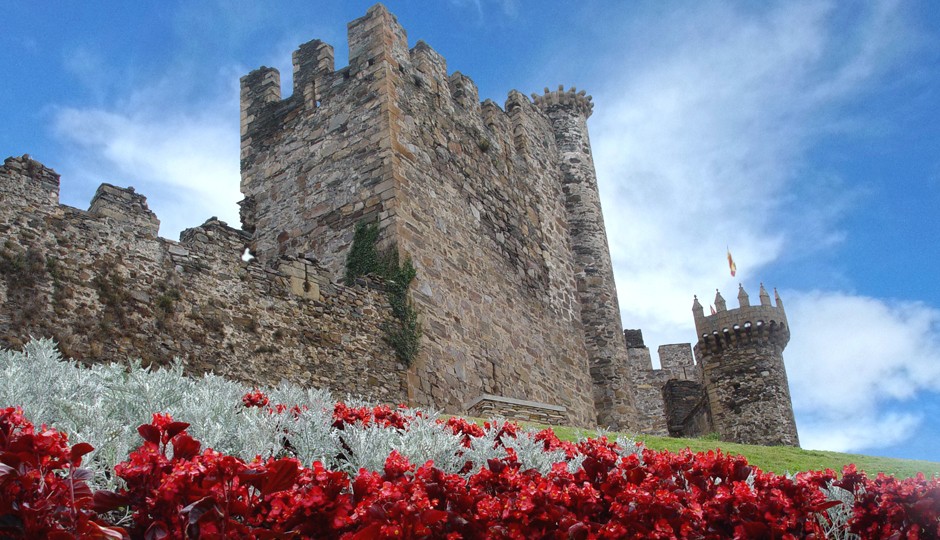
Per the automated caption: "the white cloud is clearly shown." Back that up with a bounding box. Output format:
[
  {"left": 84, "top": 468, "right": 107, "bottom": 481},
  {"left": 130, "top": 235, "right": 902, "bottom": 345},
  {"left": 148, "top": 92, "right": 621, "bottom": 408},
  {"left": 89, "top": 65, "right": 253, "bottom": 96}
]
[
  {"left": 51, "top": 80, "right": 241, "bottom": 241},
  {"left": 785, "top": 290, "right": 940, "bottom": 452},
  {"left": 586, "top": 1, "right": 910, "bottom": 341}
]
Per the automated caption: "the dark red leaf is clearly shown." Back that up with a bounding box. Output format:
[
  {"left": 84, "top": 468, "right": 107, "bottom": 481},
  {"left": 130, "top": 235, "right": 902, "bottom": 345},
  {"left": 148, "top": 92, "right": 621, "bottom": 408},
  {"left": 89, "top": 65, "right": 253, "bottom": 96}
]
[
  {"left": 809, "top": 500, "right": 843, "bottom": 513},
  {"left": 732, "top": 463, "right": 752, "bottom": 482},
  {"left": 568, "top": 522, "right": 590, "bottom": 540},
  {"left": 181, "top": 495, "right": 221, "bottom": 526},
  {"left": 71, "top": 479, "right": 94, "bottom": 501},
  {"left": 420, "top": 508, "right": 448, "bottom": 525},
  {"left": 93, "top": 490, "right": 130, "bottom": 513},
  {"left": 70, "top": 442, "right": 94, "bottom": 464},
  {"left": 84, "top": 522, "right": 127, "bottom": 540},
  {"left": 262, "top": 459, "right": 299, "bottom": 496},
  {"left": 137, "top": 424, "right": 160, "bottom": 444},
  {"left": 171, "top": 434, "right": 201, "bottom": 461},
  {"left": 71, "top": 467, "right": 95, "bottom": 482},
  {"left": 238, "top": 468, "right": 266, "bottom": 491},
  {"left": 164, "top": 421, "right": 190, "bottom": 440},
  {"left": 740, "top": 521, "right": 768, "bottom": 536},
  {"left": 0, "top": 452, "right": 22, "bottom": 469},
  {"left": 912, "top": 497, "right": 937, "bottom": 515},
  {"left": 350, "top": 523, "right": 382, "bottom": 540},
  {"left": 487, "top": 458, "right": 505, "bottom": 474}
]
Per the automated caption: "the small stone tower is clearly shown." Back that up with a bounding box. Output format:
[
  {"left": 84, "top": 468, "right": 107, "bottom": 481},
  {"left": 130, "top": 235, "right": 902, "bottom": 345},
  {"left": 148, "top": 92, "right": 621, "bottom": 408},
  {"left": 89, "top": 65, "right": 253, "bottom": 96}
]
[{"left": 692, "top": 284, "right": 799, "bottom": 446}]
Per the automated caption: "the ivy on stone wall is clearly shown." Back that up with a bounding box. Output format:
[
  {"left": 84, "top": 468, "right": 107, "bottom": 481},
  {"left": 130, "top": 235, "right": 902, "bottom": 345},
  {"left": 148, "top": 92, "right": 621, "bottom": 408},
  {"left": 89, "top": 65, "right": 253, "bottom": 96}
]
[{"left": 345, "top": 221, "right": 421, "bottom": 366}]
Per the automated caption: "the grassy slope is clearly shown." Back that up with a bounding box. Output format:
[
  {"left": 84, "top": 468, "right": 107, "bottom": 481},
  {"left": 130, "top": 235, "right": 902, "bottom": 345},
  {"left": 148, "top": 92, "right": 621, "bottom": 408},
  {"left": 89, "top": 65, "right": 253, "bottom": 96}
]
[{"left": 546, "top": 425, "right": 940, "bottom": 479}]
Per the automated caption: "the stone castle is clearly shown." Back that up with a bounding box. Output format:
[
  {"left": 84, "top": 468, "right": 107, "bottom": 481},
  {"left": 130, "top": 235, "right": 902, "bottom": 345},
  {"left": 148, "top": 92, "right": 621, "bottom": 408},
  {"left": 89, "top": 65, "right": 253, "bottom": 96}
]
[{"left": 0, "top": 5, "right": 799, "bottom": 446}]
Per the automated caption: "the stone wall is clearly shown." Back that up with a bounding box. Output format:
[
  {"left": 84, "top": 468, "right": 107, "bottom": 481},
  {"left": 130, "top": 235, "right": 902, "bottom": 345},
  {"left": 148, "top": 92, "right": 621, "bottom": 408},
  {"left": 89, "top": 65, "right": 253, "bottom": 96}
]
[
  {"left": 0, "top": 155, "right": 407, "bottom": 403},
  {"left": 465, "top": 395, "right": 568, "bottom": 425},
  {"left": 624, "top": 329, "right": 700, "bottom": 436},
  {"left": 390, "top": 40, "right": 597, "bottom": 425},
  {"left": 662, "top": 379, "right": 711, "bottom": 438},
  {"left": 239, "top": 6, "right": 403, "bottom": 276}
]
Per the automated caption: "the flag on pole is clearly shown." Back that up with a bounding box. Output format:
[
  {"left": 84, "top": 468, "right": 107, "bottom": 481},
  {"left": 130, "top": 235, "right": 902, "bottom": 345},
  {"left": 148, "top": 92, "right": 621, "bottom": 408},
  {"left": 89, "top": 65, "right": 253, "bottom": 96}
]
[
  {"left": 710, "top": 305, "right": 717, "bottom": 315},
  {"left": 727, "top": 248, "right": 737, "bottom": 277}
]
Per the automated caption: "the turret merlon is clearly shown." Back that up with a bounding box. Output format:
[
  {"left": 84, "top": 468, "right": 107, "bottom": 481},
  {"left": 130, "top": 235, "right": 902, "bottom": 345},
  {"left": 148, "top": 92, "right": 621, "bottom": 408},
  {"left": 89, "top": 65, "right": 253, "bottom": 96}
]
[
  {"left": 714, "top": 289, "right": 727, "bottom": 312},
  {"left": 347, "top": 3, "right": 409, "bottom": 70},
  {"left": 692, "top": 295, "right": 705, "bottom": 321},
  {"left": 759, "top": 283, "right": 771, "bottom": 306},
  {"left": 292, "top": 40, "right": 335, "bottom": 109},
  {"left": 737, "top": 283, "right": 750, "bottom": 307},
  {"left": 240, "top": 67, "right": 281, "bottom": 123}
]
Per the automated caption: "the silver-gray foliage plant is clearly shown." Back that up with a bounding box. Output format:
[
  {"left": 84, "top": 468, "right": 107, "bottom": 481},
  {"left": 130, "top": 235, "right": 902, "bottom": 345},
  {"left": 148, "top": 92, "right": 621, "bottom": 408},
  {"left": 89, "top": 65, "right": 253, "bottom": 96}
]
[{"left": 0, "top": 340, "right": 577, "bottom": 486}]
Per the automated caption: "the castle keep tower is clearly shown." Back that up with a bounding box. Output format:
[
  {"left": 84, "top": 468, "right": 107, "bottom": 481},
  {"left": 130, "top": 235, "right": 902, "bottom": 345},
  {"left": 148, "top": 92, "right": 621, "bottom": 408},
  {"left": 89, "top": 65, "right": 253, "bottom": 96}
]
[
  {"left": 692, "top": 284, "right": 799, "bottom": 446},
  {"left": 238, "top": 4, "right": 639, "bottom": 429}
]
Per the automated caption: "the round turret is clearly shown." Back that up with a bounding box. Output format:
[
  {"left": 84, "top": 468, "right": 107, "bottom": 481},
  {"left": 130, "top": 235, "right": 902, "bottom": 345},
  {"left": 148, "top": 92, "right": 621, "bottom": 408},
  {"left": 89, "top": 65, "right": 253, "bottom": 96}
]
[
  {"left": 535, "top": 83, "right": 639, "bottom": 431},
  {"left": 692, "top": 283, "right": 799, "bottom": 447},
  {"left": 532, "top": 85, "right": 594, "bottom": 118}
]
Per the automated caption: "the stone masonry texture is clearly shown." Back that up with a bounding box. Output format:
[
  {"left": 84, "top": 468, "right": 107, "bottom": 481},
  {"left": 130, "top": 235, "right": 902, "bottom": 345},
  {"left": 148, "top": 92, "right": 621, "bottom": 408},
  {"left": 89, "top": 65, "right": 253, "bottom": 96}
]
[{"left": 0, "top": 4, "right": 800, "bottom": 444}]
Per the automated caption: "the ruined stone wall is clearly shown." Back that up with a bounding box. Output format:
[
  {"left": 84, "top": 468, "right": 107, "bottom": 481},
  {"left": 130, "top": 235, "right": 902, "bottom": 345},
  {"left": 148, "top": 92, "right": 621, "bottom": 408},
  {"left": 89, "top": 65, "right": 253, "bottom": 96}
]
[
  {"left": 0, "top": 156, "right": 407, "bottom": 403},
  {"left": 693, "top": 287, "right": 799, "bottom": 446},
  {"left": 465, "top": 395, "right": 568, "bottom": 425},
  {"left": 663, "top": 379, "right": 711, "bottom": 438},
  {"left": 624, "top": 329, "right": 699, "bottom": 436}
]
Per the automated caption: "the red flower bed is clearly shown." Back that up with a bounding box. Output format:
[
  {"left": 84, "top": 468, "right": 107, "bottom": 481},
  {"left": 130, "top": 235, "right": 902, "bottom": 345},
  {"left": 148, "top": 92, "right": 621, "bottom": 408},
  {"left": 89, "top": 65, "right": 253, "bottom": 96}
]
[
  {"left": 2, "top": 396, "right": 939, "bottom": 539},
  {"left": 0, "top": 407, "right": 126, "bottom": 539}
]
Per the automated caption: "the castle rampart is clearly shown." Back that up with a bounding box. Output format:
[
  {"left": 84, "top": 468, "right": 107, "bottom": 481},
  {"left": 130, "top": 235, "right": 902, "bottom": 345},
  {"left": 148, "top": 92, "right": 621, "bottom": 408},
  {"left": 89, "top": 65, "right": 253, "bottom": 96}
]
[
  {"left": 625, "top": 329, "right": 699, "bottom": 435},
  {"left": 0, "top": 155, "right": 407, "bottom": 402}
]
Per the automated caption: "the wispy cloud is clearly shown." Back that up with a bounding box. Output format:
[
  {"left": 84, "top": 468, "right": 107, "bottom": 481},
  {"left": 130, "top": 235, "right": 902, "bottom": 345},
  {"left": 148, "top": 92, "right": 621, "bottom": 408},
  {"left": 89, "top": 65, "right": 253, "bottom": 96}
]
[
  {"left": 786, "top": 290, "right": 940, "bottom": 451},
  {"left": 592, "top": 2, "right": 908, "bottom": 337},
  {"left": 449, "top": 0, "right": 519, "bottom": 21}
]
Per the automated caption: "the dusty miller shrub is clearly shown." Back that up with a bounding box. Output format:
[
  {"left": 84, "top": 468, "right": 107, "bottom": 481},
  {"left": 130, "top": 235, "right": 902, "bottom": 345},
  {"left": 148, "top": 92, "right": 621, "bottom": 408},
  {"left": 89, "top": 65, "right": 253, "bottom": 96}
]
[{"left": 0, "top": 340, "right": 596, "bottom": 484}]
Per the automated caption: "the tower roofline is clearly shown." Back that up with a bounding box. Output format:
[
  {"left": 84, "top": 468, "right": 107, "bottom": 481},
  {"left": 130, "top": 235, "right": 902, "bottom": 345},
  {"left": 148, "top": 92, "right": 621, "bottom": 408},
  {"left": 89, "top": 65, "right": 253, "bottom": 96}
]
[{"left": 692, "top": 284, "right": 787, "bottom": 339}]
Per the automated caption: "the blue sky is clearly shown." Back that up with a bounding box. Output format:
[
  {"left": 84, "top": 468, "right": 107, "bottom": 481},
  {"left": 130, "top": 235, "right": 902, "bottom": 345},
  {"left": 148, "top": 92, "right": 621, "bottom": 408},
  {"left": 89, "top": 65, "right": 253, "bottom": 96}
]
[{"left": 2, "top": 1, "right": 939, "bottom": 462}]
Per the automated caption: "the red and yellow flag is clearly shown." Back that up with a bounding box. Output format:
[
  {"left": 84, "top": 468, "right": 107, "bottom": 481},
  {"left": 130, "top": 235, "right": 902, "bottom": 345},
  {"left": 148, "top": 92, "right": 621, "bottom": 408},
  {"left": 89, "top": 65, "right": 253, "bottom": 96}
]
[{"left": 727, "top": 248, "right": 736, "bottom": 277}]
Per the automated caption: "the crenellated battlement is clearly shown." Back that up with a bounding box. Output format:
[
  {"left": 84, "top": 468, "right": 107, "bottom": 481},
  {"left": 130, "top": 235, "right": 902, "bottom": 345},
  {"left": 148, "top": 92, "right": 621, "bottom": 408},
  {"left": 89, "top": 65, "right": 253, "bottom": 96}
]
[
  {"left": 692, "top": 284, "right": 788, "bottom": 348},
  {"left": 532, "top": 86, "right": 594, "bottom": 118}
]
